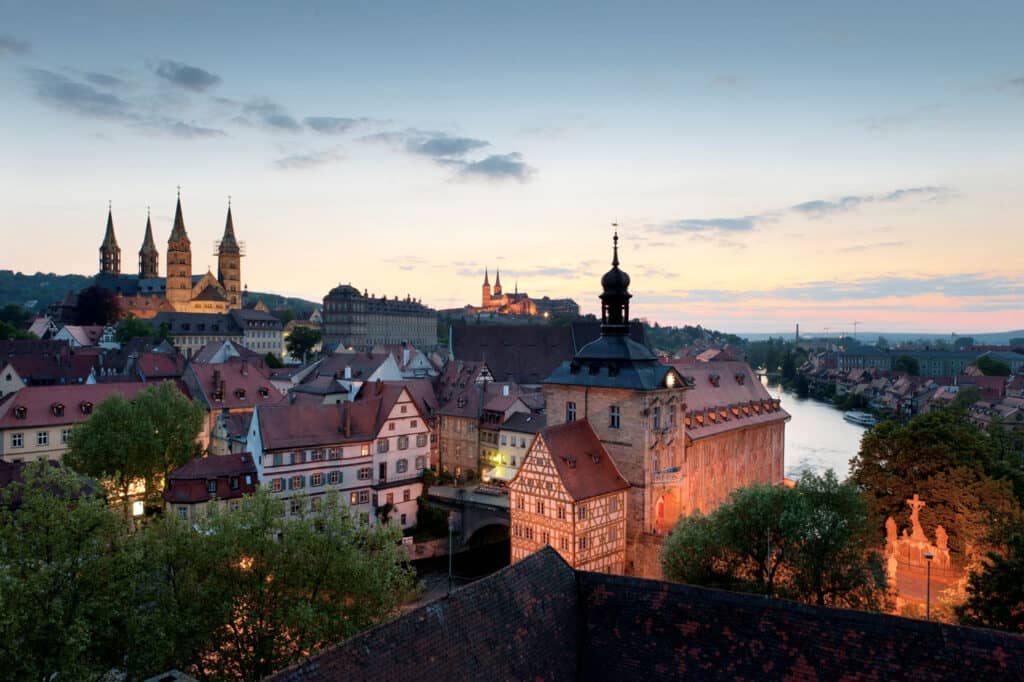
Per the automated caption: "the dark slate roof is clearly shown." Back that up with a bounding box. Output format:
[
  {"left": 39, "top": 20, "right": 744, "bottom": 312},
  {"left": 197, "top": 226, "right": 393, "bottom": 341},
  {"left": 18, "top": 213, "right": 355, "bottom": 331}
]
[
  {"left": 262, "top": 547, "right": 1024, "bottom": 681},
  {"left": 544, "top": 345, "right": 681, "bottom": 391},
  {"left": 168, "top": 197, "right": 189, "bottom": 244},
  {"left": 139, "top": 215, "right": 158, "bottom": 255},
  {"left": 149, "top": 312, "right": 241, "bottom": 336},
  {"left": 500, "top": 411, "right": 546, "bottom": 434},
  {"left": 218, "top": 206, "right": 240, "bottom": 254}
]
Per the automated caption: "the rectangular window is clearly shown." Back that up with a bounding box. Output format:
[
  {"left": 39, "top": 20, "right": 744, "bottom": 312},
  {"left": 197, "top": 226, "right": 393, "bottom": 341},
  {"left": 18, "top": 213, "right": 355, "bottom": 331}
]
[
  {"left": 386, "top": 492, "right": 394, "bottom": 505},
  {"left": 516, "top": 496, "right": 525, "bottom": 511},
  {"left": 11, "top": 433, "right": 22, "bottom": 448},
  {"left": 410, "top": 419, "right": 418, "bottom": 428},
  {"left": 329, "top": 447, "right": 342, "bottom": 460},
  {"left": 415, "top": 456, "right": 426, "bottom": 471},
  {"left": 36, "top": 431, "right": 49, "bottom": 447},
  {"left": 396, "top": 459, "right": 409, "bottom": 474},
  {"left": 542, "top": 530, "right": 550, "bottom": 545},
  {"left": 358, "top": 467, "right": 372, "bottom": 480},
  {"left": 388, "top": 422, "right": 396, "bottom": 431},
  {"left": 376, "top": 439, "right": 389, "bottom": 453},
  {"left": 328, "top": 471, "right": 342, "bottom": 485},
  {"left": 229, "top": 476, "right": 239, "bottom": 490},
  {"left": 609, "top": 496, "right": 618, "bottom": 513},
  {"left": 610, "top": 405, "right": 621, "bottom": 429},
  {"left": 61, "top": 429, "right": 71, "bottom": 445},
  {"left": 403, "top": 488, "right": 411, "bottom": 502},
  {"left": 400, "top": 513, "right": 407, "bottom": 525},
  {"left": 350, "top": 491, "right": 359, "bottom": 505},
  {"left": 557, "top": 505, "right": 566, "bottom": 520},
  {"left": 566, "top": 401, "right": 576, "bottom": 422},
  {"left": 311, "top": 472, "right": 324, "bottom": 487},
  {"left": 272, "top": 478, "right": 283, "bottom": 492},
  {"left": 652, "top": 406, "right": 661, "bottom": 431},
  {"left": 536, "top": 500, "right": 545, "bottom": 515},
  {"left": 290, "top": 498, "right": 301, "bottom": 515},
  {"left": 361, "top": 443, "right": 371, "bottom": 456},
  {"left": 416, "top": 434, "right": 427, "bottom": 447},
  {"left": 397, "top": 435, "right": 409, "bottom": 450},
  {"left": 359, "top": 490, "right": 370, "bottom": 504},
  {"left": 561, "top": 537, "right": 569, "bottom": 551},
  {"left": 178, "top": 507, "right": 188, "bottom": 520},
  {"left": 500, "top": 435, "right": 507, "bottom": 445},
  {"left": 578, "top": 505, "right": 587, "bottom": 520},
  {"left": 609, "top": 527, "right": 618, "bottom": 542},
  {"left": 273, "top": 453, "right": 283, "bottom": 466},
  {"left": 244, "top": 474, "right": 253, "bottom": 485},
  {"left": 207, "top": 480, "right": 217, "bottom": 494},
  {"left": 290, "top": 475, "right": 304, "bottom": 490},
  {"left": 400, "top": 405, "right": 407, "bottom": 414},
  {"left": 579, "top": 536, "right": 588, "bottom": 551}
]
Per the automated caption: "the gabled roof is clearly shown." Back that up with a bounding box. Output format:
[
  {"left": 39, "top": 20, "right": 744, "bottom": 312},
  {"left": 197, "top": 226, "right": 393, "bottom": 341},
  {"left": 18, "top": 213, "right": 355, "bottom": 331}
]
[
  {"left": 310, "top": 352, "right": 392, "bottom": 382},
  {"left": 257, "top": 399, "right": 381, "bottom": 450},
  {"left": 525, "top": 419, "right": 629, "bottom": 501},
  {"left": 0, "top": 382, "right": 151, "bottom": 429},
  {"left": 186, "top": 359, "right": 283, "bottom": 411},
  {"left": 57, "top": 325, "right": 105, "bottom": 347},
  {"left": 501, "top": 411, "right": 546, "bottom": 434},
  {"left": 163, "top": 452, "right": 257, "bottom": 504}
]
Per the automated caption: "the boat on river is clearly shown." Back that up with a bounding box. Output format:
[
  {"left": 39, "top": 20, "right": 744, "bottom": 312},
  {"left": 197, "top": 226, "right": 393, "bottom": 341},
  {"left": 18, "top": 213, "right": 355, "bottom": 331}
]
[{"left": 843, "top": 411, "right": 877, "bottom": 427}]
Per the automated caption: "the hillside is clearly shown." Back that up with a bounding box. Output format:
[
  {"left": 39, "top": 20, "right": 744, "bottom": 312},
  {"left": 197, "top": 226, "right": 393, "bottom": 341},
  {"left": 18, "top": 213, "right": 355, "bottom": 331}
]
[{"left": 0, "top": 270, "right": 318, "bottom": 315}]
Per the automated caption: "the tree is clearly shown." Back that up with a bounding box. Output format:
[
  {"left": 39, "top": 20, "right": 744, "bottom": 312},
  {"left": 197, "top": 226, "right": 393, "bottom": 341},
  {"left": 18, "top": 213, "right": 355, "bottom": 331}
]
[
  {"left": 661, "top": 472, "right": 888, "bottom": 609},
  {"left": 115, "top": 313, "right": 155, "bottom": 343},
  {"left": 129, "top": 489, "right": 417, "bottom": 679},
  {"left": 75, "top": 284, "right": 121, "bottom": 325},
  {"left": 264, "top": 351, "right": 284, "bottom": 368},
  {"left": 0, "top": 461, "right": 133, "bottom": 680},
  {"left": 893, "top": 354, "right": 920, "bottom": 376},
  {"left": 956, "top": 525, "right": 1024, "bottom": 633},
  {"left": 974, "top": 355, "right": 1012, "bottom": 377},
  {"left": 850, "top": 408, "right": 1023, "bottom": 558},
  {"left": 876, "top": 336, "right": 890, "bottom": 351},
  {"left": 0, "top": 303, "right": 30, "bottom": 327},
  {"left": 65, "top": 381, "right": 204, "bottom": 521},
  {"left": 286, "top": 325, "right": 322, "bottom": 360},
  {"left": 0, "top": 320, "right": 32, "bottom": 340}
]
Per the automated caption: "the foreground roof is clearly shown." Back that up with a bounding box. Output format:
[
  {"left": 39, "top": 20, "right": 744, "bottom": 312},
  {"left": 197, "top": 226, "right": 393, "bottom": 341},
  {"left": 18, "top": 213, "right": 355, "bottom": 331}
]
[{"left": 264, "top": 547, "right": 1024, "bottom": 681}]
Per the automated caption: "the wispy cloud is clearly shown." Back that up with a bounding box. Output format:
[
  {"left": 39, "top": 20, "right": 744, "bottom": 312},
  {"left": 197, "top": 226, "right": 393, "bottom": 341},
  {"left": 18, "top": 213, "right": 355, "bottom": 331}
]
[
  {"left": 274, "top": 147, "right": 344, "bottom": 170},
  {"left": 834, "top": 241, "right": 906, "bottom": 254},
  {"left": 456, "top": 153, "right": 533, "bottom": 181},
  {"left": 0, "top": 35, "right": 30, "bottom": 56},
  {"left": 152, "top": 59, "right": 221, "bottom": 92},
  {"left": 242, "top": 98, "right": 301, "bottom": 131},
  {"left": 407, "top": 133, "right": 490, "bottom": 158},
  {"left": 654, "top": 216, "right": 761, "bottom": 233},
  {"left": 708, "top": 74, "right": 742, "bottom": 89},
  {"left": 791, "top": 186, "right": 948, "bottom": 218},
  {"left": 364, "top": 128, "right": 533, "bottom": 182},
  {"left": 305, "top": 116, "right": 365, "bottom": 135},
  {"left": 1001, "top": 76, "right": 1024, "bottom": 92},
  {"left": 83, "top": 72, "right": 130, "bottom": 90},
  {"left": 28, "top": 69, "right": 225, "bottom": 138}
]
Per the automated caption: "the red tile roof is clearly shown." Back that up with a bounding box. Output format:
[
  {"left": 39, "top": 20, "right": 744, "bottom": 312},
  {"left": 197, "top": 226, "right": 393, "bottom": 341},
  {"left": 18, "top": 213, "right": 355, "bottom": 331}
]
[
  {"left": 186, "top": 359, "right": 283, "bottom": 411},
  {"left": 163, "top": 452, "right": 258, "bottom": 504},
  {"left": 0, "top": 382, "right": 152, "bottom": 429},
  {"left": 537, "top": 420, "right": 629, "bottom": 501},
  {"left": 257, "top": 399, "right": 382, "bottom": 450},
  {"left": 135, "top": 352, "right": 185, "bottom": 379}
]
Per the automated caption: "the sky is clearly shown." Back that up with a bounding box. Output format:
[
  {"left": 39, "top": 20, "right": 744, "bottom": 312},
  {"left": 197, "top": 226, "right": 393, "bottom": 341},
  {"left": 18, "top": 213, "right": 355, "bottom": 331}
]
[{"left": 1, "top": 1, "right": 1022, "bottom": 334}]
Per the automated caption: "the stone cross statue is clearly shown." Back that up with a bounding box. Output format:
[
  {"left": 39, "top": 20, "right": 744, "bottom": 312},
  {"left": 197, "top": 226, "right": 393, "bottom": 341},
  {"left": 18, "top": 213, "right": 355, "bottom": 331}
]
[{"left": 906, "top": 494, "right": 927, "bottom": 542}]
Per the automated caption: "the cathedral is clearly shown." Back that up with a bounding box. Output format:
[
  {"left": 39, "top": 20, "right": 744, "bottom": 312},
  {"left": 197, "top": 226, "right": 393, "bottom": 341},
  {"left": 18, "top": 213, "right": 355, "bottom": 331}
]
[
  {"left": 479, "top": 268, "right": 537, "bottom": 316},
  {"left": 95, "top": 194, "right": 244, "bottom": 318}
]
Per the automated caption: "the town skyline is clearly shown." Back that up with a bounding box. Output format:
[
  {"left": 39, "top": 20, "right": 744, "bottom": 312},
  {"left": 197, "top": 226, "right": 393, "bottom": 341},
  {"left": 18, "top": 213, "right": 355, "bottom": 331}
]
[{"left": 2, "top": 2, "right": 1022, "bottom": 332}]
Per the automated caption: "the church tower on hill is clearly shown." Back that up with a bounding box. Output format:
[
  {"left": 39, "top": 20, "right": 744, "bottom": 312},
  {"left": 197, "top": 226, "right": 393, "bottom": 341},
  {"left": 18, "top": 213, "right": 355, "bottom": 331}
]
[
  {"left": 216, "top": 202, "right": 243, "bottom": 308},
  {"left": 99, "top": 206, "right": 121, "bottom": 275},
  {"left": 138, "top": 209, "right": 159, "bottom": 279},
  {"left": 165, "top": 194, "right": 193, "bottom": 305}
]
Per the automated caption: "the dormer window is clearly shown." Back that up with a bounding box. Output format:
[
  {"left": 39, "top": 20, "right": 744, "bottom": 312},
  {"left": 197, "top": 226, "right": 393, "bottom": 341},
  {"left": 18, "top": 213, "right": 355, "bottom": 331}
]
[
  {"left": 258, "top": 387, "right": 269, "bottom": 398},
  {"left": 13, "top": 405, "right": 27, "bottom": 420},
  {"left": 80, "top": 401, "right": 93, "bottom": 415},
  {"left": 235, "top": 388, "right": 246, "bottom": 400},
  {"left": 51, "top": 403, "right": 65, "bottom": 417},
  {"left": 709, "top": 374, "right": 721, "bottom": 387},
  {"left": 207, "top": 480, "right": 217, "bottom": 494}
]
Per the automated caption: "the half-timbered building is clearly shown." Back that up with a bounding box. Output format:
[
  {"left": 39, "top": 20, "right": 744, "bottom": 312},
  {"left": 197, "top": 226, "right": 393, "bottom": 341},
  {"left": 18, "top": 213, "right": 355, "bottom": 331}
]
[{"left": 510, "top": 420, "right": 628, "bottom": 573}]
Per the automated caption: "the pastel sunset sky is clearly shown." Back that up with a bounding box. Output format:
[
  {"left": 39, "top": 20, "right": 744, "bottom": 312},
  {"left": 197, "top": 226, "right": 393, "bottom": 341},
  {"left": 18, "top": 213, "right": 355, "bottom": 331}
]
[{"left": 1, "top": 2, "right": 1022, "bottom": 333}]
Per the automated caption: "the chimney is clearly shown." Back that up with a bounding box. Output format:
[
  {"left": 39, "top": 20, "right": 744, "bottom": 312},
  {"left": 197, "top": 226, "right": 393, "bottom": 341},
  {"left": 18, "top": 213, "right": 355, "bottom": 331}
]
[
  {"left": 403, "top": 348, "right": 410, "bottom": 367},
  {"left": 345, "top": 402, "right": 352, "bottom": 437},
  {"left": 375, "top": 379, "right": 383, "bottom": 395}
]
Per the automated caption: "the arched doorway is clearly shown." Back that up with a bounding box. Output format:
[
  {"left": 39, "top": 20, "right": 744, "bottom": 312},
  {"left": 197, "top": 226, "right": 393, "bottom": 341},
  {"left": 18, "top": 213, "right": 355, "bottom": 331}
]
[{"left": 655, "top": 492, "right": 680, "bottom": 534}]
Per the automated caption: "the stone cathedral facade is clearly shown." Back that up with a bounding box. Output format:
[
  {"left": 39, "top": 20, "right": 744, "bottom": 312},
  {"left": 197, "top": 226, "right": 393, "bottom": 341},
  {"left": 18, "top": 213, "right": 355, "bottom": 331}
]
[{"left": 95, "top": 195, "right": 244, "bottom": 318}]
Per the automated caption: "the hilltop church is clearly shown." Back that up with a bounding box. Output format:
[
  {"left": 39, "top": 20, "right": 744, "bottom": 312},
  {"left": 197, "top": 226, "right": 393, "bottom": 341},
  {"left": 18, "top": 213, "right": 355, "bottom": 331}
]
[{"left": 95, "top": 194, "right": 244, "bottom": 318}]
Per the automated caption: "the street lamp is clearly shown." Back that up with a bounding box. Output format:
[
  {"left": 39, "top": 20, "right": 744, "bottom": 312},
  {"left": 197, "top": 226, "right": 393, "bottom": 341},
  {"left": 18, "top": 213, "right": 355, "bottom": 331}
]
[{"left": 924, "top": 552, "right": 934, "bottom": 621}]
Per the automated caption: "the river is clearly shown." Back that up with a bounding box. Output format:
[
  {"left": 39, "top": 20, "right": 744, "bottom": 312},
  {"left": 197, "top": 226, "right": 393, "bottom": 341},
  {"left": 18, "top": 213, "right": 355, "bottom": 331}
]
[{"left": 763, "top": 382, "right": 869, "bottom": 481}]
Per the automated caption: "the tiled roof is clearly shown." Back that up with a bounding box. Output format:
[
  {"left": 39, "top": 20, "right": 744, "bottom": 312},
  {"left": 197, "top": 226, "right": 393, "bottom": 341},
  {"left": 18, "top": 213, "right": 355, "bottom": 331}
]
[
  {"left": 169, "top": 452, "right": 256, "bottom": 479},
  {"left": 59, "top": 325, "right": 105, "bottom": 346},
  {"left": 257, "top": 399, "right": 381, "bottom": 450},
  {"left": 163, "top": 453, "right": 258, "bottom": 504},
  {"left": 536, "top": 420, "right": 629, "bottom": 501},
  {"left": 4, "top": 353, "right": 95, "bottom": 386},
  {"left": 135, "top": 352, "right": 186, "bottom": 379},
  {"left": 310, "top": 352, "right": 391, "bottom": 381},
  {"left": 0, "top": 382, "right": 152, "bottom": 429},
  {"left": 186, "top": 360, "right": 283, "bottom": 411},
  {"left": 501, "top": 411, "right": 546, "bottom": 434},
  {"left": 263, "top": 547, "right": 1024, "bottom": 681}
]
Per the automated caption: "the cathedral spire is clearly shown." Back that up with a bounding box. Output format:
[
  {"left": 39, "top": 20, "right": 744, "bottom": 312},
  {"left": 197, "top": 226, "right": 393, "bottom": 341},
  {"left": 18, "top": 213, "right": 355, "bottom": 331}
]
[
  {"left": 99, "top": 204, "right": 121, "bottom": 275},
  {"left": 495, "top": 267, "right": 502, "bottom": 288},
  {"left": 483, "top": 267, "right": 490, "bottom": 287},
  {"left": 168, "top": 194, "right": 189, "bottom": 245},
  {"left": 139, "top": 209, "right": 159, "bottom": 278},
  {"left": 218, "top": 203, "right": 240, "bottom": 254}
]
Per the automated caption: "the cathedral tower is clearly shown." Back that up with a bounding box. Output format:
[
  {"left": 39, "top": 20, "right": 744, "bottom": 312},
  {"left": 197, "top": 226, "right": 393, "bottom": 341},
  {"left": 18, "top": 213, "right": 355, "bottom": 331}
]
[
  {"left": 482, "top": 267, "right": 491, "bottom": 306},
  {"left": 99, "top": 206, "right": 121, "bottom": 275},
  {"left": 216, "top": 201, "right": 243, "bottom": 309},
  {"left": 138, "top": 209, "right": 159, "bottom": 279},
  {"left": 493, "top": 267, "right": 503, "bottom": 297},
  {"left": 165, "top": 193, "right": 193, "bottom": 306}
]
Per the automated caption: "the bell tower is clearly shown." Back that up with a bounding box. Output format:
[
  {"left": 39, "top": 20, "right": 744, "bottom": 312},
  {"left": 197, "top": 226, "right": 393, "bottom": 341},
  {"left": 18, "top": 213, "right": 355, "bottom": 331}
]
[
  {"left": 99, "top": 204, "right": 121, "bottom": 275},
  {"left": 482, "top": 267, "right": 491, "bottom": 307},
  {"left": 165, "top": 190, "right": 193, "bottom": 306},
  {"left": 138, "top": 208, "right": 159, "bottom": 278},
  {"left": 216, "top": 199, "right": 243, "bottom": 309}
]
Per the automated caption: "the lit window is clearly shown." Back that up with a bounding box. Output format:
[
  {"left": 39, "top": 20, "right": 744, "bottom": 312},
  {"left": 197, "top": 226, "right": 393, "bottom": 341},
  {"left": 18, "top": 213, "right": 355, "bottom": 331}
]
[
  {"left": 557, "top": 505, "right": 566, "bottom": 520},
  {"left": 361, "top": 443, "right": 370, "bottom": 456},
  {"left": 290, "top": 475, "right": 304, "bottom": 490},
  {"left": 272, "top": 478, "right": 283, "bottom": 492}
]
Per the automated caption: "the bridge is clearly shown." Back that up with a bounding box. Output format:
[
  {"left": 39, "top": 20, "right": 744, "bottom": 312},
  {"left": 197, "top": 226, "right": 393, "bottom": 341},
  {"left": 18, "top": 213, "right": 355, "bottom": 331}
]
[{"left": 428, "top": 484, "right": 510, "bottom": 546}]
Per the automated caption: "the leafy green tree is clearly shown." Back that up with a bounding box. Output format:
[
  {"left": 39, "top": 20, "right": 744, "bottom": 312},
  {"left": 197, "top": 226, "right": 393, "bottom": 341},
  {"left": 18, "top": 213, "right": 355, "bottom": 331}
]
[
  {"left": 0, "top": 303, "right": 30, "bottom": 326},
  {"left": 264, "top": 351, "right": 284, "bottom": 368},
  {"left": 65, "top": 381, "right": 204, "bottom": 520},
  {"left": 0, "top": 319, "right": 32, "bottom": 340},
  {"left": 0, "top": 461, "right": 133, "bottom": 680},
  {"left": 661, "top": 472, "right": 888, "bottom": 609},
  {"left": 893, "top": 354, "right": 920, "bottom": 375},
  {"left": 850, "top": 408, "right": 1023, "bottom": 557},
  {"left": 974, "top": 355, "right": 1012, "bottom": 377},
  {"left": 115, "top": 312, "right": 155, "bottom": 343},
  {"left": 286, "top": 325, "right": 322, "bottom": 360},
  {"left": 957, "top": 525, "right": 1024, "bottom": 633},
  {"left": 128, "top": 489, "right": 417, "bottom": 679},
  {"left": 75, "top": 284, "right": 121, "bottom": 325}
]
